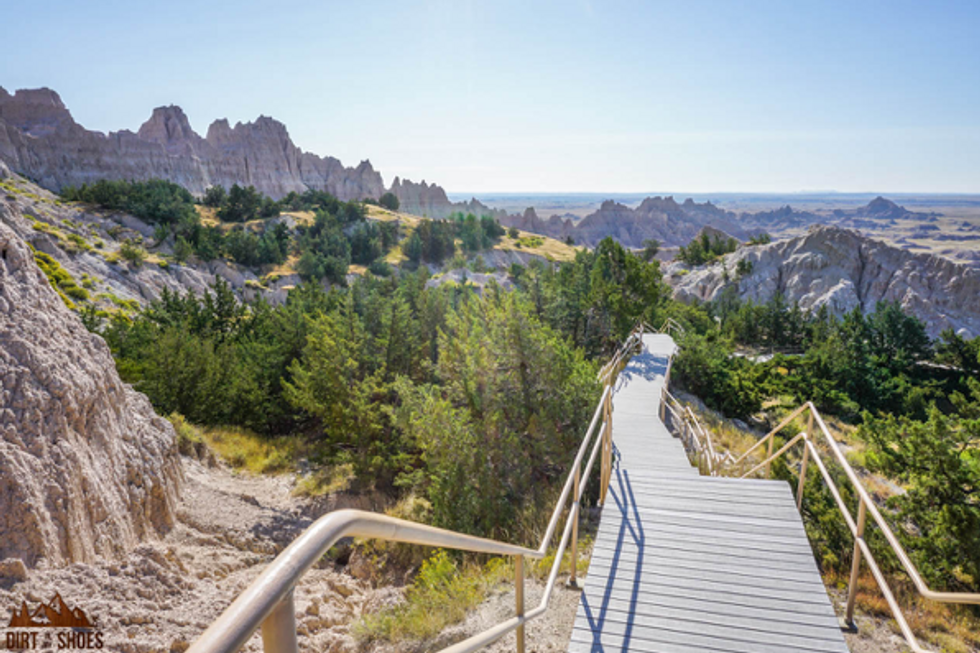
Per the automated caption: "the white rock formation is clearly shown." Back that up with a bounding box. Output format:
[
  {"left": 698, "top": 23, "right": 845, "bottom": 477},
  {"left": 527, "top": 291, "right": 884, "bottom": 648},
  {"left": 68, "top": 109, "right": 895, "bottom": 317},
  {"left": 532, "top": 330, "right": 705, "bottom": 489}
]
[
  {"left": 668, "top": 225, "right": 980, "bottom": 339},
  {"left": 0, "top": 219, "right": 183, "bottom": 567}
]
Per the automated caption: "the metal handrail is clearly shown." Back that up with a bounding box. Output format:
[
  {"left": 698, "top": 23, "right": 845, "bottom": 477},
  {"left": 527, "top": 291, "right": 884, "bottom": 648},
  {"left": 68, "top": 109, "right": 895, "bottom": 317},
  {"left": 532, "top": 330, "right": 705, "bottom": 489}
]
[
  {"left": 658, "top": 317, "right": 686, "bottom": 338},
  {"left": 660, "top": 388, "right": 731, "bottom": 475},
  {"left": 597, "top": 322, "right": 646, "bottom": 383},
  {"left": 187, "top": 511, "right": 542, "bottom": 653},
  {"left": 188, "top": 325, "right": 651, "bottom": 653},
  {"left": 725, "top": 401, "right": 980, "bottom": 653}
]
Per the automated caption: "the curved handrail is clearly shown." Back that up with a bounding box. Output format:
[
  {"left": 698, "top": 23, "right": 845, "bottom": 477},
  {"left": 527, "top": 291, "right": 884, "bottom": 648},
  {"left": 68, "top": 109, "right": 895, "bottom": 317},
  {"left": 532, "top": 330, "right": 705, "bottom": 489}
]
[
  {"left": 187, "top": 511, "right": 542, "bottom": 653},
  {"left": 726, "top": 401, "right": 980, "bottom": 653},
  {"left": 189, "top": 329, "right": 641, "bottom": 653}
]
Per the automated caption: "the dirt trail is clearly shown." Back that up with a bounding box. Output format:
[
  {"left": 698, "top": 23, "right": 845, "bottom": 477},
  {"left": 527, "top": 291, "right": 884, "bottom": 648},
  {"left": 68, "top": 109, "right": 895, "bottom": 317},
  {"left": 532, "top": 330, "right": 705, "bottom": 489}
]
[{"left": 0, "top": 459, "right": 397, "bottom": 653}]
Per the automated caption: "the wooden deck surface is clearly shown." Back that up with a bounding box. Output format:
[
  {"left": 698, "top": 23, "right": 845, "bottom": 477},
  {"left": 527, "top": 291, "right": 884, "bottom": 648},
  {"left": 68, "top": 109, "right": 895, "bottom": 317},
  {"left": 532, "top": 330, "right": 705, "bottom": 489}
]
[{"left": 568, "top": 333, "right": 849, "bottom": 653}]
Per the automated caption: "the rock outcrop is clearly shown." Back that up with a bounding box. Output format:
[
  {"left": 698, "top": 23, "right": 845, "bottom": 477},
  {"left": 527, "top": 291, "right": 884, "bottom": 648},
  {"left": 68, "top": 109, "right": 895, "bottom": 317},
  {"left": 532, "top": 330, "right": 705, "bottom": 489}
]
[
  {"left": 0, "top": 87, "right": 384, "bottom": 200},
  {"left": 667, "top": 225, "right": 980, "bottom": 339},
  {"left": 502, "top": 207, "right": 574, "bottom": 242},
  {"left": 389, "top": 176, "right": 504, "bottom": 219},
  {"left": 0, "top": 218, "right": 183, "bottom": 567}
]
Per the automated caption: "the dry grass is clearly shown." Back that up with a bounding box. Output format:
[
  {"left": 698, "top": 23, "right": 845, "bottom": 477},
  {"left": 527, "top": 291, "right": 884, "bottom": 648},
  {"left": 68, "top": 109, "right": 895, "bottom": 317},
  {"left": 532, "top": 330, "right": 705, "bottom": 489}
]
[
  {"left": 168, "top": 414, "right": 299, "bottom": 474},
  {"left": 353, "top": 551, "right": 512, "bottom": 644},
  {"left": 364, "top": 205, "right": 421, "bottom": 227},
  {"left": 677, "top": 398, "right": 763, "bottom": 474},
  {"left": 495, "top": 229, "right": 580, "bottom": 262},
  {"left": 196, "top": 205, "right": 219, "bottom": 226},
  {"left": 284, "top": 210, "right": 316, "bottom": 226},
  {"left": 826, "top": 569, "right": 980, "bottom": 653},
  {"left": 292, "top": 463, "right": 356, "bottom": 497},
  {"left": 266, "top": 253, "right": 300, "bottom": 279}
]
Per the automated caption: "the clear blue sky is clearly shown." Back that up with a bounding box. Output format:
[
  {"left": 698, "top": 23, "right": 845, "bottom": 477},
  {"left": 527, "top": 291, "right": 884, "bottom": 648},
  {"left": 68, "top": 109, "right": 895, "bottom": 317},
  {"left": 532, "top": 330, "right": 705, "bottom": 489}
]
[{"left": 3, "top": 0, "right": 979, "bottom": 193}]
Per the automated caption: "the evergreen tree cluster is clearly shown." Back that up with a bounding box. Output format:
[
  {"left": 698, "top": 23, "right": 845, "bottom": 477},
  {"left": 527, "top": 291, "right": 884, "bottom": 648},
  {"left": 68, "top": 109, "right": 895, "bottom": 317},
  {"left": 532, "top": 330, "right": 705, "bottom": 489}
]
[
  {"left": 676, "top": 231, "right": 739, "bottom": 266},
  {"left": 62, "top": 179, "right": 197, "bottom": 226}
]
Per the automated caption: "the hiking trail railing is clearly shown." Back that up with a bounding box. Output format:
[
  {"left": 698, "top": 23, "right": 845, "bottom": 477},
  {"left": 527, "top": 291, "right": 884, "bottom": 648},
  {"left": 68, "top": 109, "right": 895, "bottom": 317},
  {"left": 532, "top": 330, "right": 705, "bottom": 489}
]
[
  {"left": 660, "top": 387, "right": 733, "bottom": 475},
  {"left": 723, "top": 401, "right": 980, "bottom": 653},
  {"left": 188, "top": 321, "right": 673, "bottom": 653}
]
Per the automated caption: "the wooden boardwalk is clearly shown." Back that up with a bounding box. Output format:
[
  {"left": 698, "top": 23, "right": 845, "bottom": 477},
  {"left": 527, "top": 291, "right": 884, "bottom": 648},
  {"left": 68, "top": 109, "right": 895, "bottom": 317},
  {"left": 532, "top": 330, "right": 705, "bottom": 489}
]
[{"left": 569, "top": 333, "right": 849, "bottom": 653}]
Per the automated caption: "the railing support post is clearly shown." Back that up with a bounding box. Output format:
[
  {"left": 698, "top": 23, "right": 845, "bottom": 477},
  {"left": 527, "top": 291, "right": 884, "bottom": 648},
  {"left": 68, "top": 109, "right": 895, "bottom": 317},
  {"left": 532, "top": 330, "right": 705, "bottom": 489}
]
[
  {"left": 845, "top": 498, "right": 868, "bottom": 626},
  {"left": 569, "top": 466, "right": 580, "bottom": 588},
  {"left": 765, "top": 434, "right": 775, "bottom": 479},
  {"left": 600, "top": 385, "right": 612, "bottom": 505},
  {"left": 796, "top": 442, "right": 810, "bottom": 512},
  {"left": 797, "top": 411, "right": 814, "bottom": 511},
  {"left": 515, "top": 555, "right": 525, "bottom": 653},
  {"left": 261, "top": 589, "right": 298, "bottom": 653}
]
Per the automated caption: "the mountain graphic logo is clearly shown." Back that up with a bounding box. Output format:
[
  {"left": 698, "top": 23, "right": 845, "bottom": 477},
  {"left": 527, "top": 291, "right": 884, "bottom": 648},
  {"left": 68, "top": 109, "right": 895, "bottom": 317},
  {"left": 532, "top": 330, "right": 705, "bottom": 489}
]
[{"left": 7, "top": 593, "right": 95, "bottom": 629}]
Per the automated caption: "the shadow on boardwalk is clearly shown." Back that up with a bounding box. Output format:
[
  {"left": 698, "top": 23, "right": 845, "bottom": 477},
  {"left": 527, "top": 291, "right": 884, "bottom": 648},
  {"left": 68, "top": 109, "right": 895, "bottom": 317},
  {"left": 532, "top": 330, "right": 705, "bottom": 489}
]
[{"left": 579, "top": 464, "right": 644, "bottom": 652}]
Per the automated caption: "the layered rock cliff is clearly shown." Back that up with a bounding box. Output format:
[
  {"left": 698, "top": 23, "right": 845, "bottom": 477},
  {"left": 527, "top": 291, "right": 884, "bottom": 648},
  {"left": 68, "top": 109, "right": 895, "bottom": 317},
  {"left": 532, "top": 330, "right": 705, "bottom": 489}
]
[
  {"left": 0, "top": 217, "right": 183, "bottom": 568},
  {"left": 667, "top": 225, "right": 980, "bottom": 339},
  {"left": 0, "top": 87, "right": 384, "bottom": 200}
]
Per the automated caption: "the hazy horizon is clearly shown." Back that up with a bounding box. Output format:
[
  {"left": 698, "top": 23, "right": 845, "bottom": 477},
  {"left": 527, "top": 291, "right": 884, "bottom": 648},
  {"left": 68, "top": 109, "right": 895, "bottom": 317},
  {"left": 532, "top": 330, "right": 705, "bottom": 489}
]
[{"left": 3, "top": 0, "right": 979, "bottom": 194}]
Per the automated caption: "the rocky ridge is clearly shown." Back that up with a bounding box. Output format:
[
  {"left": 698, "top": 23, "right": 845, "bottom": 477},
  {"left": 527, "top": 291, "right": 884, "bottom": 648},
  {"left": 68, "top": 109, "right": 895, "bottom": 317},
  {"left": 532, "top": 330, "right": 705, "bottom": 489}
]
[
  {"left": 498, "top": 195, "right": 957, "bottom": 251},
  {"left": 0, "top": 88, "right": 384, "bottom": 201},
  {"left": 667, "top": 225, "right": 980, "bottom": 339},
  {"left": 501, "top": 196, "right": 754, "bottom": 248},
  {"left": 0, "top": 213, "right": 183, "bottom": 569},
  {"left": 0, "top": 87, "right": 509, "bottom": 221}
]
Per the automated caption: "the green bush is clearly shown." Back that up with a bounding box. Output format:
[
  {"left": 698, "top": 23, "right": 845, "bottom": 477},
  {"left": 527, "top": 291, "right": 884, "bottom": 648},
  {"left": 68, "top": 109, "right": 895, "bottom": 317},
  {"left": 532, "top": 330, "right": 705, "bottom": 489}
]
[
  {"left": 379, "top": 192, "right": 400, "bottom": 211},
  {"left": 63, "top": 285, "right": 90, "bottom": 301},
  {"left": 368, "top": 259, "right": 393, "bottom": 276},
  {"left": 119, "top": 239, "right": 147, "bottom": 267},
  {"left": 31, "top": 250, "right": 88, "bottom": 308}
]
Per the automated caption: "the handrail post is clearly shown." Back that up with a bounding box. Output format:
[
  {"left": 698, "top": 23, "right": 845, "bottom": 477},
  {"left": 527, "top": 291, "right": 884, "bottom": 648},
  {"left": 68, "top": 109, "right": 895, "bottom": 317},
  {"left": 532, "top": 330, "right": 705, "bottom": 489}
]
[
  {"left": 765, "top": 434, "right": 775, "bottom": 479},
  {"left": 569, "top": 466, "right": 581, "bottom": 588},
  {"left": 845, "top": 498, "right": 868, "bottom": 626},
  {"left": 607, "top": 388, "right": 613, "bottom": 491},
  {"left": 600, "top": 385, "right": 612, "bottom": 505},
  {"left": 600, "top": 389, "right": 607, "bottom": 505},
  {"left": 796, "top": 410, "right": 814, "bottom": 511},
  {"left": 515, "top": 555, "right": 525, "bottom": 653},
  {"left": 261, "top": 590, "right": 298, "bottom": 653}
]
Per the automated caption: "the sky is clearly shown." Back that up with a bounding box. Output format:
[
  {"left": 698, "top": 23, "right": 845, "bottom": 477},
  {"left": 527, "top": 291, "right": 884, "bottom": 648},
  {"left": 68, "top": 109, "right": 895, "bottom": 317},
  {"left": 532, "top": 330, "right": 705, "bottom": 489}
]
[{"left": 2, "top": 0, "right": 979, "bottom": 194}]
